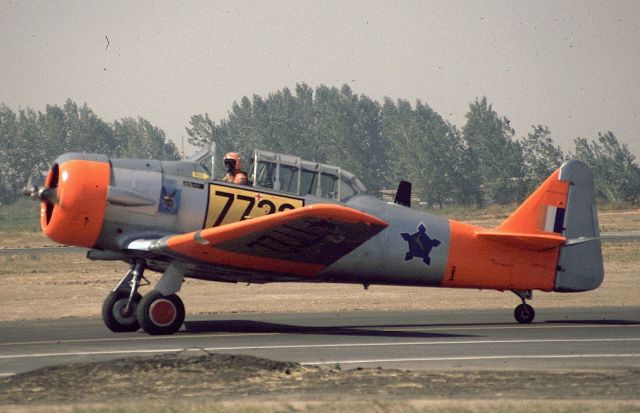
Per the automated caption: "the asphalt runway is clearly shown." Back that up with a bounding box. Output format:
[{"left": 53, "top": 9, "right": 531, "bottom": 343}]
[{"left": 0, "top": 307, "right": 639, "bottom": 377}]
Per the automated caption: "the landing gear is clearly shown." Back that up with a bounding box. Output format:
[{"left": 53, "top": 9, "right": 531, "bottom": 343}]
[
  {"left": 136, "top": 291, "right": 185, "bottom": 335},
  {"left": 514, "top": 303, "right": 535, "bottom": 324},
  {"left": 512, "top": 290, "right": 535, "bottom": 324},
  {"left": 102, "top": 260, "right": 186, "bottom": 335},
  {"left": 102, "top": 261, "right": 146, "bottom": 332}
]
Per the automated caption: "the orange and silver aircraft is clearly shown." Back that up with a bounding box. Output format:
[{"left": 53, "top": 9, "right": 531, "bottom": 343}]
[{"left": 24, "top": 144, "right": 603, "bottom": 335}]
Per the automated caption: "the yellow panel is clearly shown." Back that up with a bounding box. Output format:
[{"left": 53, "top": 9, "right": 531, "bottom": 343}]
[
  {"left": 204, "top": 184, "right": 304, "bottom": 227},
  {"left": 192, "top": 171, "right": 210, "bottom": 180}
]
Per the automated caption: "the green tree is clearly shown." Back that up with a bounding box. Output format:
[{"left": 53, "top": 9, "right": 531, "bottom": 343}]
[
  {"left": 574, "top": 132, "right": 640, "bottom": 204},
  {"left": 40, "top": 104, "right": 68, "bottom": 156},
  {"left": 381, "top": 97, "right": 421, "bottom": 189},
  {"left": 0, "top": 100, "right": 178, "bottom": 204},
  {"left": 62, "top": 100, "right": 116, "bottom": 155},
  {"left": 16, "top": 108, "right": 46, "bottom": 184},
  {"left": 186, "top": 113, "right": 217, "bottom": 148},
  {"left": 521, "top": 125, "right": 565, "bottom": 192},
  {"left": 382, "top": 98, "right": 476, "bottom": 206},
  {"left": 0, "top": 105, "right": 19, "bottom": 204},
  {"left": 349, "top": 92, "right": 386, "bottom": 191},
  {"left": 189, "top": 83, "right": 390, "bottom": 191},
  {"left": 113, "top": 117, "right": 180, "bottom": 160},
  {"left": 462, "top": 97, "right": 524, "bottom": 205}
]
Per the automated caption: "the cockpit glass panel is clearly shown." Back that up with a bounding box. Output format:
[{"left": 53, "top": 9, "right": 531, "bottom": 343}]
[
  {"left": 198, "top": 159, "right": 211, "bottom": 175},
  {"left": 300, "top": 169, "right": 317, "bottom": 196},
  {"left": 320, "top": 173, "right": 338, "bottom": 199},
  {"left": 255, "top": 161, "right": 276, "bottom": 189},
  {"left": 340, "top": 177, "right": 356, "bottom": 200},
  {"left": 279, "top": 165, "right": 299, "bottom": 193}
]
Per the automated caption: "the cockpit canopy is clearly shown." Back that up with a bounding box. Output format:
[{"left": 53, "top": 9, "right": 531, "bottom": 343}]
[
  {"left": 247, "top": 150, "right": 366, "bottom": 201},
  {"left": 189, "top": 144, "right": 366, "bottom": 201}
]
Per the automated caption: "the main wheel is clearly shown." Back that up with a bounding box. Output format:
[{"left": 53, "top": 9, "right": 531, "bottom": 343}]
[
  {"left": 102, "top": 290, "right": 142, "bottom": 332},
  {"left": 514, "top": 303, "right": 535, "bottom": 324},
  {"left": 137, "top": 291, "right": 185, "bottom": 335}
]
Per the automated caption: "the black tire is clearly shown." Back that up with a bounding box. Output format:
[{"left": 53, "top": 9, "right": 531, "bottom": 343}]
[
  {"left": 102, "top": 290, "right": 142, "bottom": 332},
  {"left": 514, "top": 303, "right": 535, "bottom": 324},
  {"left": 137, "top": 291, "right": 185, "bottom": 335}
]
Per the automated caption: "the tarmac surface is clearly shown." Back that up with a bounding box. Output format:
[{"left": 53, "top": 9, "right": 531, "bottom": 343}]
[{"left": 0, "top": 306, "right": 639, "bottom": 377}]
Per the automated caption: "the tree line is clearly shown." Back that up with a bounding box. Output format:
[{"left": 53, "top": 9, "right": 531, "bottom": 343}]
[
  {"left": 186, "top": 83, "right": 640, "bottom": 206},
  {"left": 1, "top": 84, "right": 639, "bottom": 206},
  {"left": 0, "top": 99, "right": 180, "bottom": 204}
]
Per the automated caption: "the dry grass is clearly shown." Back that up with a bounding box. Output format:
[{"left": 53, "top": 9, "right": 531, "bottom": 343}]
[
  {"left": 0, "top": 231, "right": 56, "bottom": 249},
  {"left": 599, "top": 210, "right": 640, "bottom": 233}
]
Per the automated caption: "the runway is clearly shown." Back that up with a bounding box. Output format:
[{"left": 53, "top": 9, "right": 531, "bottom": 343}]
[{"left": 0, "top": 306, "right": 638, "bottom": 377}]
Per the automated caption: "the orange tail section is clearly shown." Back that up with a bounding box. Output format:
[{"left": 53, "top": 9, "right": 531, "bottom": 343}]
[
  {"left": 477, "top": 169, "right": 570, "bottom": 251},
  {"left": 442, "top": 168, "right": 571, "bottom": 292},
  {"left": 497, "top": 169, "right": 570, "bottom": 235},
  {"left": 443, "top": 160, "right": 603, "bottom": 293}
]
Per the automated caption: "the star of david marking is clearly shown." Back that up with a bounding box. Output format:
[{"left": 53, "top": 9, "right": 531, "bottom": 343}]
[{"left": 401, "top": 222, "right": 441, "bottom": 267}]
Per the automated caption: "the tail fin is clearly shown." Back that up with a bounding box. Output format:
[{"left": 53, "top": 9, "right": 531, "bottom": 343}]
[
  {"left": 497, "top": 167, "right": 570, "bottom": 235},
  {"left": 492, "top": 160, "right": 603, "bottom": 292},
  {"left": 553, "top": 160, "right": 604, "bottom": 292}
]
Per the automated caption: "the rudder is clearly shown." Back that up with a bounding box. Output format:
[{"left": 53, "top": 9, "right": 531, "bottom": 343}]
[{"left": 554, "top": 160, "right": 604, "bottom": 292}]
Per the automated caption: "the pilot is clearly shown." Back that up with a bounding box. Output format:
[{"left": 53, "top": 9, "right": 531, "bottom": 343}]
[{"left": 221, "top": 152, "right": 248, "bottom": 185}]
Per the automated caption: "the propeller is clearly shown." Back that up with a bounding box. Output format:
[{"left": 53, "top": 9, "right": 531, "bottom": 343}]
[
  {"left": 22, "top": 169, "right": 59, "bottom": 204},
  {"left": 21, "top": 174, "right": 39, "bottom": 200}
]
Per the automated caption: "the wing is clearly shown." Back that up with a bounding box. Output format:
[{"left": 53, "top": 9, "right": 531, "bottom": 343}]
[{"left": 150, "top": 204, "right": 388, "bottom": 278}]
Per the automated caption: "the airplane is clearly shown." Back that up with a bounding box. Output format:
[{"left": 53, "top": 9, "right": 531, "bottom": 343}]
[{"left": 23, "top": 144, "right": 604, "bottom": 335}]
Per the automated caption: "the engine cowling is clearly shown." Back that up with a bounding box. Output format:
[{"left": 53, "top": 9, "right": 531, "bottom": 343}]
[{"left": 41, "top": 156, "right": 110, "bottom": 248}]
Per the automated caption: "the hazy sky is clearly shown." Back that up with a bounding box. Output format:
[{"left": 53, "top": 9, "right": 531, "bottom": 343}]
[{"left": 2, "top": 0, "right": 639, "bottom": 157}]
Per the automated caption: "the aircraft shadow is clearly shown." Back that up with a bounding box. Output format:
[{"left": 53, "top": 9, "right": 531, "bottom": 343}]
[{"left": 183, "top": 319, "right": 472, "bottom": 339}]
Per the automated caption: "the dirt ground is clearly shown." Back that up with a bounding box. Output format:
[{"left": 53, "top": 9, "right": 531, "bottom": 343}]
[{"left": 1, "top": 353, "right": 640, "bottom": 408}]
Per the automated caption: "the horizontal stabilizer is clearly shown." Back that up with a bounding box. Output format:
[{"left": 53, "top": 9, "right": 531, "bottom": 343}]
[{"left": 476, "top": 230, "right": 566, "bottom": 251}]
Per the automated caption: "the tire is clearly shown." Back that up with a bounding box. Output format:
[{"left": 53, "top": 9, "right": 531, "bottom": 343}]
[
  {"left": 137, "top": 291, "right": 185, "bottom": 335},
  {"left": 514, "top": 303, "right": 535, "bottom": 324},
  {"left": 102, "top": 290, "right": 142, "bottom": 332}
]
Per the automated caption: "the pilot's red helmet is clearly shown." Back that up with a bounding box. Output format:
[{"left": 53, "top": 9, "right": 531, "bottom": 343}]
[{"left": 223, "top": 152, "right": 241, "bottom": 170}]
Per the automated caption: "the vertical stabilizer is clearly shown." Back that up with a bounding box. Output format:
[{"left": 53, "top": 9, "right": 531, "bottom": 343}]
[
  {"left": 554, "top": 160, "right": 604, "bottom": 292},
  {"left": 496, "top": 168, "right": 569, "bottom": 235},
  {"left": 494, "top": 160, "right": 604, "bottom": 292}
]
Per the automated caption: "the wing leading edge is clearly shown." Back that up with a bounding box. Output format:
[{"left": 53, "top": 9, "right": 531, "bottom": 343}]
[{"left": 153, "top": 204, "right": 388, "bottom": 278}]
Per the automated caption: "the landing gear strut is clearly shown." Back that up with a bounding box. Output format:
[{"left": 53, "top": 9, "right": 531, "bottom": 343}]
[
  {"left": 102, "top": 261, "right": 146, "bottom": 332},
  {"left": 512, "top": 290, "right": 535, "bottom": 324}
]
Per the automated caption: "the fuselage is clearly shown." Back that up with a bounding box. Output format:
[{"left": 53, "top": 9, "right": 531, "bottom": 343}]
[{"left": 39, "top": 153, "right": 603, "bottom": 295}]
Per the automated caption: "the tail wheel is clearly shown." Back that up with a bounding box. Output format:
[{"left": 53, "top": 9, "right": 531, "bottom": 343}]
[
  {"left": 514, "top": 303, "right": 535, "bottom": 324},
  {"left": 102, "top": 290, "right": 142, "bottom": 332},
  {"left": 137, "top": 291, "right": 185, "bottom": 335}
]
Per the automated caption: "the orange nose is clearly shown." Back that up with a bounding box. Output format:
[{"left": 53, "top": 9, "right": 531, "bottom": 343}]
[{"left": 41, "top": 159, "right": 110, "bottom": 248}]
